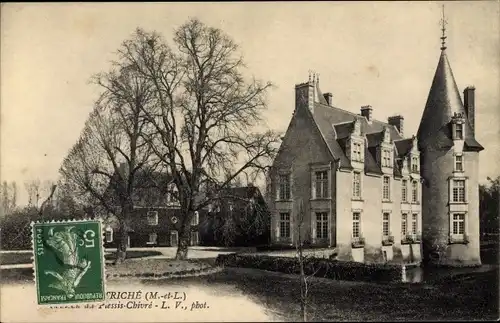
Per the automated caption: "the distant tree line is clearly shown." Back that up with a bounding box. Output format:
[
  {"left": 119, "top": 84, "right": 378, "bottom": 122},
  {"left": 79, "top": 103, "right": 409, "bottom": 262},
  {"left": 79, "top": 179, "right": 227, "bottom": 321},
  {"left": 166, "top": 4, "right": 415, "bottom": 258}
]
[{"left": 480, "top": 176, "right": 499, "bottom": 238}]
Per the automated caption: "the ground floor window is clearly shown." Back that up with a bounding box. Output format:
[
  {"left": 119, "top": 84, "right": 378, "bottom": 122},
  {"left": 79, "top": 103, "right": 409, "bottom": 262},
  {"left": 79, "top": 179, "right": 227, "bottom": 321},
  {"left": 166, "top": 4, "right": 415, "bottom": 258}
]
[
  {"left": 190, "top": 231, "right": 199, "bottom": 246},
  {"left": 148, "top": 232, "right": 158, "bottom": 244},
  {"left": 352, "top": 212, "right": 361, "bottom": 238},
  {"left": 452, "top": 213, "right": 466, "bottom": 235},
  {"left": 382, "top": 212, "right": 390, "bottom": 237},
  {"left": 279, "top": 212, "right": 291, "bottom": 238},
  {"left": 411, "top": 213, "right": 418, "bottom": 235},
  {"left": 316, "top": 212, "right": 328, "bottom": 239},
  {"left": 105, "top": 227, "right": 113, "bottom": 243},
  {"left": 401, "top": 213, "right": 407, "bottom": 236},
  {"left": 170, "top": 230, "right": 179, "bottom": 247}
]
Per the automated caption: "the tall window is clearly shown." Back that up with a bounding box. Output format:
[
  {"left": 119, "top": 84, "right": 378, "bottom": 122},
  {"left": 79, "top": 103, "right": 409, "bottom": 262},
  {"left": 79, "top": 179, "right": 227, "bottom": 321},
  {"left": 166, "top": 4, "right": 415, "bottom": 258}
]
[
  {"left": 382, "top": 213, "right": 390, "bottom": 237},
  {"left": 352, "top": 212, "right": 361, "bottom": 238},
  {"left": 452, "top": 214, "right": 465, "bottom": 235},
  {"left": 279, "top": 212, "right": 291, "bottom": 238},
  {"left": 190, "top": 231, "right": 199, "bottom": 246},
  {"left": 411, "top": 157, "right": 419, "bottom": 173},
  {"left": 147, "top": 211, "right": 158, "bottom": 226},
  {"left": 353, "top": 142, "right": 362, "bottom": 161},
  {"left": 315, "top": 171, "right": 329, "bottom": 198},
  {"left": 167, "top": 184, "right": 179, "bottom": 204},
  {"left": 401, "top": 179, "right": 408, "bottom": 202},
  {"left": 353, "top": 172, "right": 361, "bottom": 199},
  {"left": 412, "top": 180, "right": 418, "bottom": 203},
  {"left": 401, "top": 213, "right": 407, "bottom": 236},
  {"left": 455, "top": 123, "right": 463, "bottom": 139},
  {"left": 191, "top": 211, "right": 199, "bottom": 226},
  {"left": 382, "top": 149, "right": 391, "bottom": 167},
  {"left": 105, "top": 227, "right": 113, "bottom": 243},
  {"left": 382, "top": 176, "right": 390, "bottom": 200},
  {"left": 455, "top": 155, "right": 463, "bottom": 172},
  {"left": 452, "top": 180, "right": 466, "bottom": 202},
  {"left": 278, "top": 174, "right": 291, "bottom": 200},
  {"left": 148, "top": 232, "right": 158, "bottom": 244},
  {"left": 316, "top": 212, "right": 329, "bottom": 239},
  {"left": 411, "top": 214, "right": 418, "bottom": 235}
]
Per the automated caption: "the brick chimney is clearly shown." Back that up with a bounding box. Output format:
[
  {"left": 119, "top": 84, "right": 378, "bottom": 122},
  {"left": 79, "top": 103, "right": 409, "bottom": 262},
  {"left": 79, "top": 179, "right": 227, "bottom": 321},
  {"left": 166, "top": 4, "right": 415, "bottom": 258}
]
[
  {"left": 463, "top": 86, "right": 475, "bottom": 136},
  {"left": 388, "top": 115, "right": 404, "bottom": 137},
  {"left": 323, "top": 93, "right": 333, "bottom": 106},
  {"left": 360, "top": 105, "right": 373, "bottom": 121}
]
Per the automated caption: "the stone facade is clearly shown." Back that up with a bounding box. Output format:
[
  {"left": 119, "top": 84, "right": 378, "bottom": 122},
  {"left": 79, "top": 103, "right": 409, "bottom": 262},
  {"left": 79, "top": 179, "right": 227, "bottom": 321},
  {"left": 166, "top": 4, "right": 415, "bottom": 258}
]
[{"left": 269, "top": 75, "right": 422, "bottom": 264}]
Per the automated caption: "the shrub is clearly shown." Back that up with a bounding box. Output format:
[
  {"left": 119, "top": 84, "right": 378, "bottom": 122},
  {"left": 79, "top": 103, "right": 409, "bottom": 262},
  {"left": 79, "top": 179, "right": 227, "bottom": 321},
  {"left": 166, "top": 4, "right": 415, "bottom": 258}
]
[{"left": 216, "top": 253, "right": 403, "bottom": 282}]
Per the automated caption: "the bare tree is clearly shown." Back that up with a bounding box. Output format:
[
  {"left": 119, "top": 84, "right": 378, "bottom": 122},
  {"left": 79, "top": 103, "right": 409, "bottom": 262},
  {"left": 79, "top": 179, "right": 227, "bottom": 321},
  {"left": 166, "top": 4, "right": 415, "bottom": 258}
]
[
  {"left": 111, "top": 19, "right": 281, "bottom": 259},
  {"left": 59, "top": 62, "right": 154, "bottom": 264},
  {"left": 24, "top": 179, "right": 41, "bottom": 208}
]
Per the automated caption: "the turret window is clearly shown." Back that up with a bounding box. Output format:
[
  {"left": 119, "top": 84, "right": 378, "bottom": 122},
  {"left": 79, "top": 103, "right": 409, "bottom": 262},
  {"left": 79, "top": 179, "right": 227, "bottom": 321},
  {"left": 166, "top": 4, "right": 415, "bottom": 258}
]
[
  {"left": 454, "top": 155, "right": 463, "bottom": 172},
  {"left": 452, "top": 180, "right": 466, "bottom": 202},
  {"left": 452, "top": 213, "right": 465, "bottom": 235}
]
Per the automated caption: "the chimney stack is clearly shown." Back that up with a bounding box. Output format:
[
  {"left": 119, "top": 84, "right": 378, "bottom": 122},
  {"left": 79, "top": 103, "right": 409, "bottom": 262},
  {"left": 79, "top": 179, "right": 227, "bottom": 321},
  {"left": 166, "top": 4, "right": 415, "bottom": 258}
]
[
  {"left": 388, "top": 115, "right": 404, "bottom": 137},
  {"left": 323, "top": 93, "right": 333, "bottom": 106},
  {"left": 295, "top": 75, "right": 315, "bottom": 113},
  {"left": 360, "top": 105, "right": 373, "bottom": 121},
  {"left": 463, "top": 86, "right": 475, "bottom": 136}
]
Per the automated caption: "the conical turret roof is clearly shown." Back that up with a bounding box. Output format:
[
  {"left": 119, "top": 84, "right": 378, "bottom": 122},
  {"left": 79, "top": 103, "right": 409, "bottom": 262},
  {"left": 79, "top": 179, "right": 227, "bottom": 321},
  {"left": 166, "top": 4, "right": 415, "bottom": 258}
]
[{"left": 417, "top": 50, "right": 483, "bottom": 151}]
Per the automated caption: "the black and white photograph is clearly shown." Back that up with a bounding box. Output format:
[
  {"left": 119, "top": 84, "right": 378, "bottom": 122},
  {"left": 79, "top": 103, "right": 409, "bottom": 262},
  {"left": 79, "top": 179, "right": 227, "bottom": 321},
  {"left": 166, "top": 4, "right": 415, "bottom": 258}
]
[{"left": 1, "top": 1, "right": 499, "bottom": 322}]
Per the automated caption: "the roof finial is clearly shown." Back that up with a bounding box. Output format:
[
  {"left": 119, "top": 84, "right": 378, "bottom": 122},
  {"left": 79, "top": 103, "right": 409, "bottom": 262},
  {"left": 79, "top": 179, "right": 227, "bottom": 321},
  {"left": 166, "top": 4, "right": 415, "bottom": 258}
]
[
  {"left": 317, "top": 73, "right": 320, "bottom": 84},
  {"left": 440, "top": 4, "right": 448, "bottom": 50},
  {"left": 308, "top": 70, "right": 312, "bottom": 83}
]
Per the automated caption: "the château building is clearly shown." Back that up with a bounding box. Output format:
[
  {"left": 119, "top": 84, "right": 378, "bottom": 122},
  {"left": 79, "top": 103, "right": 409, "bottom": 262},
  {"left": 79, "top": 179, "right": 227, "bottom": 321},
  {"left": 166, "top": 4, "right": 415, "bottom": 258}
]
[
  {"left": 268, "top": 10, "right": 483, "bottom": 266},
  {"left": 268, "top": 74, "right": 423, "bottom": 263}
]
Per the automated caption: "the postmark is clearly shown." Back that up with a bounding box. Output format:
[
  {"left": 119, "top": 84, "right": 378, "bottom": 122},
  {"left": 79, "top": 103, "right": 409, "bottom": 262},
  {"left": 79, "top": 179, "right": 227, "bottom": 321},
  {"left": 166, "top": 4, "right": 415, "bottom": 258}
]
[{"left": 31, "top": 219, "right": 106, "bottom": 305}]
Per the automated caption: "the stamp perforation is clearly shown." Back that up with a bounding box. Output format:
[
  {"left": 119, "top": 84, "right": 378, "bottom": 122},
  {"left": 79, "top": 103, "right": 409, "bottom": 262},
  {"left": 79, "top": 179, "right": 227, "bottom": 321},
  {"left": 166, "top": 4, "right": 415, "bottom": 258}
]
[{"left": 31, "top": 218, "right": 107, "bottom": 307}]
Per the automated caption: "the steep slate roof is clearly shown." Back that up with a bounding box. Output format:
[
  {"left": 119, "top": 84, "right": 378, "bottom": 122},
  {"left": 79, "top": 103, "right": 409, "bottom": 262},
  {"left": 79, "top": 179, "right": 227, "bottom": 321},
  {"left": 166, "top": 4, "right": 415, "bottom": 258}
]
[
  {"left": 311, "top": 99, "right": 404, "bottom": 171},
  {"left": 417, "top": 49, "right": 483, "bottom": 151}
]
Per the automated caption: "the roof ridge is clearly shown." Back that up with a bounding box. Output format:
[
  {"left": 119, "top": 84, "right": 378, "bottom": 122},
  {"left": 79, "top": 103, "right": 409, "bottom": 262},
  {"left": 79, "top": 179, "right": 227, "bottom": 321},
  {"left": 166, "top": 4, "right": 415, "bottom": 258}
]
[{"left": 315, "top": 102, "right": 395, "bottom": 128}]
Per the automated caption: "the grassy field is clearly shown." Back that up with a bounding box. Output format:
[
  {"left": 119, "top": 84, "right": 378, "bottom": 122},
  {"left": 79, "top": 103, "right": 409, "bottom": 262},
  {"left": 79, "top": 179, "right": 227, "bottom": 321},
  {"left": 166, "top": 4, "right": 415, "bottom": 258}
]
[
  {"left": 1, "top": 263, "right": 498, "bottom": 321},
  {"left": 164, "top": 267, "right": 499, "bottom": 321}
]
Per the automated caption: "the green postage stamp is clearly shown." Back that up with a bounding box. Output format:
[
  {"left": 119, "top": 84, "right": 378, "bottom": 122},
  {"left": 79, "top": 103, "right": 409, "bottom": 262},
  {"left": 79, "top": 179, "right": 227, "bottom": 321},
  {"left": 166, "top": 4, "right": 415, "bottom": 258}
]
[{"left": 31, "top": 219, "right": 106, "bottom": 305}]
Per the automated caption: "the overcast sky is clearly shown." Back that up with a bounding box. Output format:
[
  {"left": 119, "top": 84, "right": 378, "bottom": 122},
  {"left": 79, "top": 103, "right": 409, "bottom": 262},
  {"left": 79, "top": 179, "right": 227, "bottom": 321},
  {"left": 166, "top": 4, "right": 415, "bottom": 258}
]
[{"left": 1, "top": 1, "right": 499, "bottom": 205}]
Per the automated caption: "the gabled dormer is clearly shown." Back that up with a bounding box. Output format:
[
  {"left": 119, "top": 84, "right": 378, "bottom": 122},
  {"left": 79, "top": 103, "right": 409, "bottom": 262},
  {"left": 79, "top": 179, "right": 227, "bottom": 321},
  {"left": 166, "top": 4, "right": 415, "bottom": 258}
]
[
  {"left": 378, "top": 127, "right": 393, "bottom": 174},
  {"left": 345, "top": 118, "right": 365, "bottom": 170},
  {"left": 409, "top": 136, "right": 420, "bottom": 174}
]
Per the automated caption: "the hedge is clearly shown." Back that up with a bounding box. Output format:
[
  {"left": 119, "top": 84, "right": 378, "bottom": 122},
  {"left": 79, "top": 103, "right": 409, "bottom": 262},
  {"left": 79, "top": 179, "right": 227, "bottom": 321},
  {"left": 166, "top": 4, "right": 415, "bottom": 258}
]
[{"left": 216, "top": 253, "right": 403, "bottom": 282}]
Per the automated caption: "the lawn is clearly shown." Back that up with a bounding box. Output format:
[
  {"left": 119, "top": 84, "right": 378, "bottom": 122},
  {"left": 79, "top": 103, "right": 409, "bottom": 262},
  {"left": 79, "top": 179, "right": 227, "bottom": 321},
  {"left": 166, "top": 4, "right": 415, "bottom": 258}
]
[
  {"left": 104, "top": 250, "right": 163, "bottom": 261},
  {"left": 106, "top": 258, "right": 213, "bottom": 277},
  {"left": 165, "top": 267, "right": 499, "bottom": 321}
]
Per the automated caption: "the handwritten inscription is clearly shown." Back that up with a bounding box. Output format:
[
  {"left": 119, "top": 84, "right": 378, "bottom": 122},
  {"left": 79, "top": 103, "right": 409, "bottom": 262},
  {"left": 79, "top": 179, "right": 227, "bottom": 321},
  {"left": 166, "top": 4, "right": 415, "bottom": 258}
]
[{"left": 48, "top": 290, "right": 210, "bottom": 312}]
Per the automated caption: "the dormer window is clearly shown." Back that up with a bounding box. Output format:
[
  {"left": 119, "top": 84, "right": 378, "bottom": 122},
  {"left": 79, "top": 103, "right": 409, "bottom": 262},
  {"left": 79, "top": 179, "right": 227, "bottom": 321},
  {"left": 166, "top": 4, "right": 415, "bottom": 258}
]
[
  {"left": 382, "top": 149, "right": 391, "bottom": 167},
  {"left": 411, "top": 156, "right": 419, "bottom": 173},
  {"left": 455, "top": 123, "right": 463, "bottom": 140},
  {"left": 352, "top": 142, "right": 363, "bottom": 162}
]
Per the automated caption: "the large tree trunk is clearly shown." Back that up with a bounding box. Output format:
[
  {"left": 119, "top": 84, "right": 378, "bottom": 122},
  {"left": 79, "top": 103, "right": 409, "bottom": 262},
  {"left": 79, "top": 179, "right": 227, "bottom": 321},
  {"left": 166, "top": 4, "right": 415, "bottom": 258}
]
[
  {"left": 115, "top": 205, "right": 131, "bottom": 265},
  {"left": 175, "top": 211, "right": 192, "bottom": 260},
  {"left": 115, "top": 220, "right": 128, "bottom": 264},
  {"left": 175, "top": 228, "right": 189, "bottom": 260}
]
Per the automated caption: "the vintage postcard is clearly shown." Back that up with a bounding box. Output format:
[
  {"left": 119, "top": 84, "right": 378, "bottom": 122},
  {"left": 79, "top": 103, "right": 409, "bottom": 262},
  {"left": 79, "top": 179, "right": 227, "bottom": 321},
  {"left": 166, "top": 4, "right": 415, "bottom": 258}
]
[{"left": 1, "top": 1, "right": 498, "bottom": 322}]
